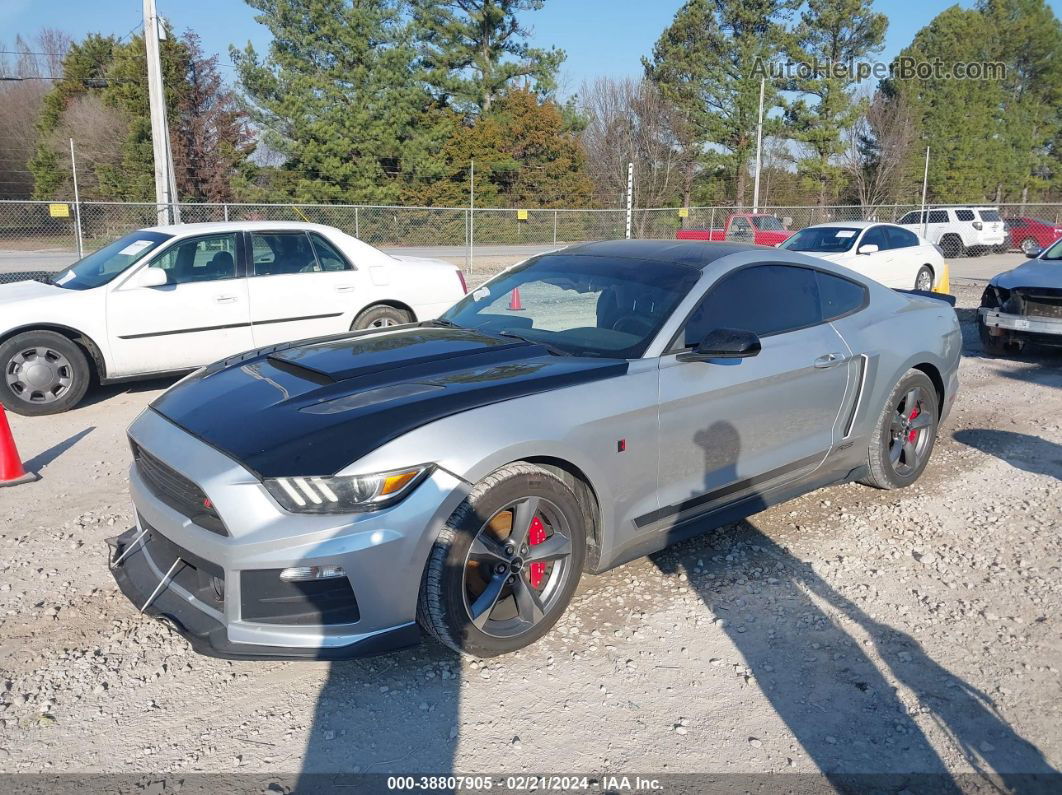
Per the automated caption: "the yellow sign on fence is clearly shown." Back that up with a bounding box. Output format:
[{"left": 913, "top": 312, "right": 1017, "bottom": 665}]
[
  {"left": 516, "top": 209, "right": 528, "bottom": 220},
  {"left": 678, "top": 207, "right": 689, "bottom": 218},
  {"left": 49, "top": 203, "right": 70, "bottom": 218}
]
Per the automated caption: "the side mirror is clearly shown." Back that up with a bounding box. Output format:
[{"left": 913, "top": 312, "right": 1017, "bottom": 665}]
[
  {"left": 857, "top": 243, "right": 879, "bottom": 255},
  {"left": 1025, "top": 245, "right": 1043, "bottom": 259},
  {"left": 677, "top": 328, "right": 761, "bottom": 362},
  {"left": 126, "top": 266, "right": 168, "bottom": 288}
]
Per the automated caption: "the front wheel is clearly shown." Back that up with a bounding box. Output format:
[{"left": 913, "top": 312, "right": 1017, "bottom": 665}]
[
  {"left": 417, "top": 462, "right": 585, "bottom": 657},
  {"left": 1020, "top": 238, "right": 1040, "bottom": 256},
  {"left": 860, "top": 369, "right": 939, "bottom": 490},
  {"left": 940, "top": 235, "right": 963, "bottom": 258},
  {"left": 0, "top": 330, "right": 91, "bottom": 416},
  {"left": 914, "top": 266, "right": 934, "bottom": 291}
]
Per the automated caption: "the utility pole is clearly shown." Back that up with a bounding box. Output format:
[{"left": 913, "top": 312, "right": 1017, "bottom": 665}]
[
  {"left": 468, "top": 159, "right": 475, "bottom": 274},
  {"left": 625, "top": 161, "right": 634, "bottom": 239},
  {"left": 143, "top": 0, "right": 179, "bottom": 225},
  {"left": 920, "top": 147, "right": 930, "bottom": 239},
  {"left": 69, "top": 138, "right": 84, "bottom": 259},
  {"left": 752, "top": 77, "right": 765, "bottom": 213}
]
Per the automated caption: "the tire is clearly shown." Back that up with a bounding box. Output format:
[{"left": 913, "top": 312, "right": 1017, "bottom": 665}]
[
  {"left": 0, "top": 330, "right": 91, "bottom": 416},
  {"left": 860, "top": 369, "right": 939, "bottom": 490},
  {"left": 1020, "top": 238, "right": 1040, "bottom": 256},
  {"left": 914, "top": 266, "right": 934, "bottom": 292},
  {"left": 351, "top": 304, "right": 413, "bottom": 330},
  {"left": 979, "top": 321, "right": 1010, "bottom": 356},
  {"left": 417, "top": 462, "right": 586, "bottom": 657},
  {"left": 940, "top": 235, "right": 963, "bottom": 258}
]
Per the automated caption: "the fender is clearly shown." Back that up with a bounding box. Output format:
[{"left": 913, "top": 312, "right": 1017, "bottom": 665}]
[{"left": 1, "top": 322, "right": 110, "bottom": 380}]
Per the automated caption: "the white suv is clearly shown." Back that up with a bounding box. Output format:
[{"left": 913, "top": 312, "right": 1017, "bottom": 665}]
[{"left": 898, "top": 207, "right": 1007, "bottom": 257}]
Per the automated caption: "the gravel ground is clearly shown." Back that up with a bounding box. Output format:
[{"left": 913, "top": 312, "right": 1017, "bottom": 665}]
[{"left": 0, "top": 281, "right": 1060, "bottom": 783}]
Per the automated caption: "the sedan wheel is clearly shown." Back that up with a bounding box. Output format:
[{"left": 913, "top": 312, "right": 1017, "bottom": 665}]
[
  {"left": 351, "top": 304, "right": 412, "bottom": 330},
  {"left": 860, "top": 369, "right": 939, "bottom": 490},
  {"left": 1021, "top": 238, "right": 1040, "bottom": 256},
  {"left": 417, "top": 462, "right": 586, "bottom": 656},
  {"left": 0, "top": 330, "right": 91, "bottom": 416},
  {"left": 914, "top": 267, "right": 933, "bottom": 292}
]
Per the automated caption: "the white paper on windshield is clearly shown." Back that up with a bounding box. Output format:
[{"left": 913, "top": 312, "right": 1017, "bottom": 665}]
[
  {"left": 834, "top": 230, "right": 856, "bottom": 238},
  {"left": 119, "top": 240, "right": 154, "bottom": 257},
  {"left": 53, "top": 271, "right": 75, "bottom": 285},
  {"left": 472, "top": 286, "right": 490, "bottom": 301}
]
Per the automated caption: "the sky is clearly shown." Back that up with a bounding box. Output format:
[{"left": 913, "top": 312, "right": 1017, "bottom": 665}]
[{"left": 2, "top": 0, "right": 1061, "bottom": 93}]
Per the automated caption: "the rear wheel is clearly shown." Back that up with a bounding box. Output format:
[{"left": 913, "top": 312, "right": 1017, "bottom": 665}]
[
  {"left": 417, "top": 462, "right": 585, "bottom": 657},
  {"left": 0, "top": 330, "right": 91, "bottom": 416},
  {"left": 861, "top": 369, "right": 939, "bottom": 490},
  {"left": 1020, "top": 238, "right": 1040, "bottom": 256},
  {"left": 914, "top": 266, "right": 934, "bottom": 291},
  {"left": 351, "top": 304, "right": 412, "bottom": 330},
  {"left": 940, "top": 235, "right": 963, "bottom": 258}
]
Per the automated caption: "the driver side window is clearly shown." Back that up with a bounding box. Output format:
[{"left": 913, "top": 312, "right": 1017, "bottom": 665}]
[
  {"left": 860, "top": 226, "right": 890, "bottom": 251},
  {"left": 676, "top": 265, "right": 821, "bottom": 349},
  {"left": 148, "top": 234, "right": 238, "bottom": 285}
]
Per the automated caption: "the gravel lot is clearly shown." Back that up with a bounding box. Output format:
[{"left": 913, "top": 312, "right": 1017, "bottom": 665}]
[{"left": 0, "top": 281, "right": 1060, "bottom": 785}]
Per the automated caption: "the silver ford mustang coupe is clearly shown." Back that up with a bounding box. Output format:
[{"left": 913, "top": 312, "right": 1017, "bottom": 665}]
[{"left": 109, "top": 240, "right": 961, "bottom": 659}]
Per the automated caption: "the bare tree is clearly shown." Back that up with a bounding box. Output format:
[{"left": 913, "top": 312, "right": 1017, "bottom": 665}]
[
  {"left": 44, "top": 95, "right": 130, "bottom": 197},
  {"left": 0, "top": 30, "right": 71, "bottom": 199},
  {"left": 843, "top": 90, "right": 916, "bottom": 212},
  {"left": 579, "top": 77, "right": 699, "bottom": 235}
]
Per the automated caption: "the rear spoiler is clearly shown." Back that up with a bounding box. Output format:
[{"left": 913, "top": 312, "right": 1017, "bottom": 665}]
[{"left": 894, "top": 289, "right": 956, "bottom": 307}]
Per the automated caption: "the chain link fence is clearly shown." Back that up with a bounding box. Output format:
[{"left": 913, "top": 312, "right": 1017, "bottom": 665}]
[{"left": 2, "top": 199, "right": 1061, "bottom": 280}]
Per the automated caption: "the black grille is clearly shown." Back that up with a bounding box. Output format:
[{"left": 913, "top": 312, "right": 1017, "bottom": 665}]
[{"left": 131, "top": 440, "right": 228, "bottom": 536}]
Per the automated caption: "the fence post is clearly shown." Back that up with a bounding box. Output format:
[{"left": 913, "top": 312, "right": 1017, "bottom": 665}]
[
  {"left": 355, "top": 206, "right": 360, "bottom": 239},
  {"left": 709, "top": 207, "right": 715, "bottom": 235},
  {"left": 69, "top": 138, "right": 84, "bottom": 259},
  {"left": 223, "top": 203, "right": 229, "bottom": 222},
  {"left": 465, "top": 208, "right": 471, "bottom": 275},
  {"left": 553, "top": 210, "right": 558, "bottom": 245}
]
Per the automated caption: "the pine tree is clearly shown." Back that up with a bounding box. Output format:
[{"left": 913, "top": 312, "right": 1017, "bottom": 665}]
[
  {"left": 413, "top": 0, "right": 564, "bottom": 114},
  {"left": 783, "top": 0, "right": 887, "bottom": 206}
]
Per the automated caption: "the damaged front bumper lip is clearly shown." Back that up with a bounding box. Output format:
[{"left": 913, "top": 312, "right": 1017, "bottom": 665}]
[
  {"left": 105, "top": 528, "right": 422, "bottom": 661},
  {"left": 979, "top": 308, "right": 1062, "bottom": 337}
]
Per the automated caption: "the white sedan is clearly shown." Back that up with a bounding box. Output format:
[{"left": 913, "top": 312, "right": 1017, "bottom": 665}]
[
  {"left": 0, "top": 221, "right": 467, "bottom": 415},
  {"left": 779, "top": 221, "right": 949, "bottom": 293}
]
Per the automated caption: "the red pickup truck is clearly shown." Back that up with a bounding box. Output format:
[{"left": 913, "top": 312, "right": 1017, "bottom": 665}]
[{"left": 676, "top": 213, "right": 793, "bottom": 246}]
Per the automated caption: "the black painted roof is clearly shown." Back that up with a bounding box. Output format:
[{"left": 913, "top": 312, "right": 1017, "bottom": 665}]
[{"left": 560, "top": 239, "right": 764, "bottom": 269}]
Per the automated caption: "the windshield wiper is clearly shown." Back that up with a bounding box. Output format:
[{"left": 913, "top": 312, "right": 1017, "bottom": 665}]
[
  {"left": 492, "top": 329, "right": 568, "bottom": 356},
  {"left": 426, "top": 317, "right": 462, "bottom": 329}
]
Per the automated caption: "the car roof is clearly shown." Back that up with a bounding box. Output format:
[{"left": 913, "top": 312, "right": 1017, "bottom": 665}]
[
  {"left": 560, "top": 239, "right": 763, "bottom": 269},
  {"left": 802, "top": 221, "right": 883, "bottom": 229},
  {"left": 141, "top": 220, "right": 341, "bottom": 235}
]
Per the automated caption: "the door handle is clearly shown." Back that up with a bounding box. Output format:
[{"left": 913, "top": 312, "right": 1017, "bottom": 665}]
[
  {"left": 814, "top": 352, "right": 845, "bottom": 368},
  {"left": 215, "top": 294, "right": 237, "bottom": 304},
  {"left": 334, "top": 285, "right": 355, "bottom": 293}
]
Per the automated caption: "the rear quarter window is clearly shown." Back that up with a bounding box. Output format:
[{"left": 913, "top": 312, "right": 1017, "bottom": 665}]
[{"left": 816, "top": 271, "right": 867, "bottom": 321}]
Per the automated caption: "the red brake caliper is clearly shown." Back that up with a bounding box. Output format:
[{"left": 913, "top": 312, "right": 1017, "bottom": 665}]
[
  {"left": 907, "top": 405, "right": 920, "bottom": 443},
  {"left": 528, "top": 515, "right": 547, "bottom": 588}
]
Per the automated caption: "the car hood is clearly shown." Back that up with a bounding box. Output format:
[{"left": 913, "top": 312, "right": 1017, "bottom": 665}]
[
  {"left": 0, "top": 278, "right": 68, "bottom": 306},
  {"left": 150, "top": 326, "right": 628, "bottom": 478},
  {"left": 991, "top": 258, "right": 1062, "bottom": 290}
]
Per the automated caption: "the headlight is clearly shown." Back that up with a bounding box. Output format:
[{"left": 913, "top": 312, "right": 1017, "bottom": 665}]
[{"left": 263, "top": 465, "right": 432, "bottom": 514}]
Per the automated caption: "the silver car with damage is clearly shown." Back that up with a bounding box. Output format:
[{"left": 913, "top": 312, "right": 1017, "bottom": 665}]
[
  {"left": 979, "top": 236, "right": 1062, "bottom": 354},
  {"left": 109, "top": 240, "right": 961, "bottom": 659}
]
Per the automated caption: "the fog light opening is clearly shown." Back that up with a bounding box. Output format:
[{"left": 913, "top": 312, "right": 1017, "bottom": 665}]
[{"left": 279, "top": 565, "right": 346, "bottom": 583}]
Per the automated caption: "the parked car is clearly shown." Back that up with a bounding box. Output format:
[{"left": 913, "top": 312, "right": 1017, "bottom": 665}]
[
  {"left": 0, "top": 221, "right": 466, "bottom": 415},
  {"left": 979, "top": 237, "right": 1062, "bottom": 354},
  {"left": 897, "top": 207, "right": 1006, "bottom": 257},
  {"left": 109, "top": 239, "right": 960, "bottom": 660},
  {"left": 1004, "top": 216, "right": 1062, "bottom": 256},
  {"left": 779, "top": 222, "right": 949, "bottom": 292},
  {"left": 676, "top": 213, "right": 793, "bottom": 246}
]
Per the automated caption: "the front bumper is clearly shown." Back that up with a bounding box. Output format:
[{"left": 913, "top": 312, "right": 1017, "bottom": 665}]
[
  {"left": 979, "top": 307, "right": 1062, "bottom": 343},
  {"left": 110, "top": 409, "right": 470, "bottom": 659}
]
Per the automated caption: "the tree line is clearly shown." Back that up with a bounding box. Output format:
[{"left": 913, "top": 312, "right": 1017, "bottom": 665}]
[{"left": 1, "top": 0, "right": 1059, "bottom": 210}]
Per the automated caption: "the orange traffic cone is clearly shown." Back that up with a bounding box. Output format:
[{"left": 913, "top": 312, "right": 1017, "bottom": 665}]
[
  {"left": 0, "top": 405, "right": 37, "bottom": 487},
  {"left": 508, "top": 288, "right": 525, "bottom": 311}
]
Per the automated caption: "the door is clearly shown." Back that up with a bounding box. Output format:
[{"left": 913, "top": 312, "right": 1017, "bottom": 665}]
[
  {"left": 107, "top": 232, "right": 252, "bottom": 376},
  {"left": 654, "top": 264, "right": 852, "bottom": 524},
  {"left": 245, "top": 230, "right": 360, "bottom": 347},
  {"left": 852, "top": 225, "right": 899, "bottom": 286},
  {"left": 884, "top": 225, "right": 924, "bottom": 288}
]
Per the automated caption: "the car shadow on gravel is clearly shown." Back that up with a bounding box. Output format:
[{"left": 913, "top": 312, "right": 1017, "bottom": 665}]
[
  {"left": 953, "top": 429, "right": 1062, "bottom": 481},
  {"left": 652, "top": 421, "right": 1057, "bottom": 789}
]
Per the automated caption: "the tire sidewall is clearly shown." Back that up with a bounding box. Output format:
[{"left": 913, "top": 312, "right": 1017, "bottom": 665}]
[
  {"left": 427, "top": 466, "right": 585, "bottom": 657},
  {"left": 351, "top": 305, "right": 411, "bottom": 330},
  {"left": 0, "top": 331, "right": 91, "bottom": 416},
  {"left": 869, "top": 370, "right": 939, "bottom": 489},
  {"left": 915, "top": 267, "right": 933, "bottom": 291}
]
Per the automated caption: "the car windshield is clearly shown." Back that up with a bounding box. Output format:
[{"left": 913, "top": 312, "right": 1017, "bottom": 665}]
[
  {"left": 751, "top": 216, "right": 784, "bottom": 230},
  {"left": 780, "top": 227, "right": 860, "bottom": 253},
  {"left": 47, "top": 231, "right": 172, "bottom": 291},
  {"left": 1042, "top": 239, "right": 1062, "bottom": 260},
  {"left": 440, "top": 254, "right": 699, "bottom": 358}
]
